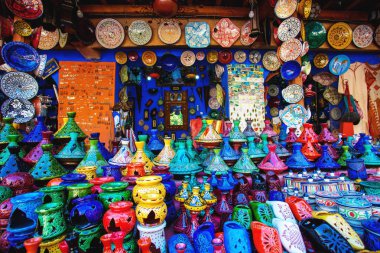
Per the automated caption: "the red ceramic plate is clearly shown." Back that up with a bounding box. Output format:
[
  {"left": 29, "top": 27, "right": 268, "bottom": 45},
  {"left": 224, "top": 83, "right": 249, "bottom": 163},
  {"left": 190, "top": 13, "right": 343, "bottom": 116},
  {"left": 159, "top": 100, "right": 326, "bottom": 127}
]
[
  {"left": 5, "top": 0, "right": 43, "bottom": 20},
  {"left": 218, "top": 50, "right": 233, "bottom": 64}
]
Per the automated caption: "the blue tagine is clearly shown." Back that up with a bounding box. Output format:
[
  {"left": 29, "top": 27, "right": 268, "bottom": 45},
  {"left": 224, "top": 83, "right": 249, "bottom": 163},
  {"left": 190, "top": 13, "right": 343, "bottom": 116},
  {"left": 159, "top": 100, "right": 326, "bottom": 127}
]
[
  {"left": 286, "top": 143, "right": 315, "bottom": 172},
  {"left": 23, "top": 116, "right": 47, "bottom": 144},
  {"left": 220, "top": 136, "right": 239, "bottom": 166},
  {"left": 315, "top": 145, "right": 341, "bottom": 171}
]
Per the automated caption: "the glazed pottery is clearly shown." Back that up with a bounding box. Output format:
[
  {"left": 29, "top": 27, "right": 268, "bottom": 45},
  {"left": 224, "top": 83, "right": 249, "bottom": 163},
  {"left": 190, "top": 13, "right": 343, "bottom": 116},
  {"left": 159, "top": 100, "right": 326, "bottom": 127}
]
[
  {"left": 36, "top": 202, "right": 66, "bottom": 239},
  {"left": 346, "top": 158, "right": 368, "bottom": 180},
  {"left": 90, "top": 176, "right": 114, "bottom": 194},
  {"left": 360, "top": 144, "right": 380, "bottom": 166},
  {"left": 0, "top": 187, "right": 12, "bottom": 204},
  {"left": 29, "top": 144, "right": 67, "bottom": 181},
  {"left": 337, "top": 146, "right": 352, "bottom": 167},
  {"left": 148, "top": 129, "right": 164, "bottom": 155},
  {"left": 139, "top": 135, "right": 155, "bottom": 160},
  {"left": 204, "top": 148, "right": 230, "bottom": 175},
  {"left": 223, "top": 221, "right": 252, "bottom": 253},
  {"left": 251, "top": 221, "right": 283, "bottom": 253},
  {"left": 229, "top": 119, "right": 247, "bottom": 144},
  {"left": 132, "top": 141, "right": 154, "bottom": 174},
  {"left": 153, "top": 138, "right": 175, "bottom": 166},
  {"left": 336, "top": 197, "right": 372, "bottom": 226},
  {"left": 220, "top": 136, "right": 239, "bottom": 166},
  {"left": 99, "top": 182, "right": 131, "bottom": 209},
  {"left": 297, "top": 124, "right": 318, "bottom": 143},
  {"left": 168, "top": 233, "right": 195, "bottom": 253},
  {"left": 258, "top": 144, "right": 288, "bottom": 174},
  {"left": 272, "top": 218, "right": 306, "bottom": 253},
  {"left": 39, "top": 185, "right": 66, "bottom": 204},
  {"left": 75, "top": 166, "right": 97, "bottom": 181},
  {"left": 272, "top": 136, "right": 291, "bottom": 157},
  {"left": 90, "top": 132, "right": 114, "bottom": 160},
  {"left": 301, "top": 137, "right": 321, "bottom": 161},
  {"left": 0, "top": 118, "right": 23, "bottom": 142},
  {"left": 137, "top": 222, "right": 167, "bottom": 253},
  {"left": 60, "top": 173, "right": 87, "bottom": 187},
  {"left": 232, "top": 205, "right": 252, "bottom": 230},
  {"left": 285, "top": 128, "right": 298, "bottom": 146},
  {"left": 261, "top": 119, "right": 277, "bottom": 138},
  {"left": 267, "top": 201, "right": 297, "bottom": 223},
  {"left": 39, "top": 235, "right": 66, "bottom": 253},
  {"left": 100, "top": 233, "right": 113, "bottom": 253},
  {"left": 54, "top": 112, "right": 87, "bottom": 142},
  {"left": 361, "top": 219, "right": 380, "bottom": 251},
  {"left": 315, "top": 190, "right": 342, "bottom": 212},
  {"left": 103, "top": 201, "right": 136, "bottom": 234},
  {"left": 70, "top": 194, "right": 104, "bottom": 230},
  {"left": 24, "top": 237, "right": 42, "bottom": 253},
  {"left": 112, "top": 231, "right": 127, "bottom": 253},
  {"left": 138, "top": 237, "right": 152, "bottom": 253},
  {"left": 109, "top": 138, "right": 133, "bottom": 166},
  {"left": 66, "top": 182, "right": 93, "bottom": 212},
  {"left": 299, "top": 218, "right": 354, "bottom": 253},
  {"left": 132, "top": 175, "right": 166, "bottom": 204},
  {"left": 214, "top": 174, "right": 234, "bottom": 220},
  {"left": 359, "top": 181, "right": 380, "bottom": 196},
  {"left": 102, "top": 165, "right": 122, "bottom": 181},
  {"left": 23, "top": 131, "right": 53, "bottom": 165},
  {"left": 195, "top": 120, "right": 222, "bottom": 149},
  {"left": 285, "top": 196, "right": 313, "bottom": 221},
  {"left": 286, "top": 143, "right": 315, "bottom": 171},
  {"left": 249, "top": 201, "right": 274, "bottom": 226},
  {"left": 247, "top": 136, "right": 266, "bottom": 160},
  {"left": 184, "top": 187, "right": 207, "bottom": 239},
  {"left": 233, "top": 148, "right": 259, "bottom": 174},
  {"left": 170, "top": 142, "right": 201, "bottom": 175},
  {"left": 174, "top": 181, "right": 190, "bottom": 234},
  {"left": 55, "top": 132, "right": 86, "bottom": 166},
  {"left": 0, "top": 145, "right": 28, "bottom": 178},
  {"left": 74, "top": 224, "right": 102, "bottom": 253},
  {"left": 76, "top": 138, "right": 108, "bottom": 176},
  {"left": 186, "top": 138, "right": 201, "bottom": 164},
  {"left": 193, "top": 222, "right": 215, "bottom": 253},
  {"left": 0, "top": 135, "right": 25, "bottom": 166},
  {"left": 243, "top": 119, "right": 257, "bottom": 138},
  {"left": 7, "top": 192, "right": 44, "bottom": 235},
  {"left": 124, "top": 162, "right": 145, "bottom": 178},
  {"left": 312, "top": 211, "right": 364, "bottom": 250},
  {"left": 123, "top": 232, "right": 138, "bottom": 253},
  {"left": 315, "top": 145, "right": 341, "bottom": 171},
  {"left": 136, "top": 193, "right": 167, "bottom": 226},
  {"left": 59, "top": 231, "right": 80, "bottom": 253},
  {"left": 200, "top": 183, "right": 219, "bottom": 229},
  {"left": 318, "top": 123, "right": 337, "bottom": 143}
]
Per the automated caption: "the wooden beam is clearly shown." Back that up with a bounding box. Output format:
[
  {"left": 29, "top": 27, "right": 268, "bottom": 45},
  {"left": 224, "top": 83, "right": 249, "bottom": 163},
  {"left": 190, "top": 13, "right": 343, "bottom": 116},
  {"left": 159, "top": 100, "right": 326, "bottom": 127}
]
[{"left": 315, "top": 9, "right": 368, "bottom": 22}]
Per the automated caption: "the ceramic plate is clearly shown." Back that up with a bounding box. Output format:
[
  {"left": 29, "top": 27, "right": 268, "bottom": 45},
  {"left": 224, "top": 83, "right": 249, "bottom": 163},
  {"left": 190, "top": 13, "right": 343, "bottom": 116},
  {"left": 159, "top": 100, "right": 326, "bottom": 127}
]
[
  {"left": 281, "top": 60, "right": 301, "bottom": 81},
  {"left": 234, "top": 50, "right": 246, "bottom": 63},
  {"left": 1, "top": 98, "right": 35, "bottom": 123},
  {"left": 142, "top": 51, "right": 157, "bottom": 66},
  {"left": 329, "top": 55, "right": 350, "bottom": 76},
  {"left": 313, "top": 53, "right": 329, "bottom": 68},
  {"left": 1, "top": 72, "right": 38, "bottom": 100},
  {"left": 327, "top": 22, "right": 353, "bottom": 50},
  {"left": 312, "top": 72, "right": 338, "bottom": 86},
  {"left": 128, "top": 51, "right": 138, "bottom": 62},
  {"left": 128, "top": 20, "right": 152, "bottom": 46},
  {"left": 38, "top": 28, "right": 59, "bottom": 50},
  {"left": 158, "top": 20, "right": 181, "bottom": 44},
  {"left": 212, "top": 18, "right": 240, "bottom": 48},
  {"left": 249, "top": 50, "right": 261, "bottom": 64},
  {"left": 1, "top": 41, "right": 40, "bottom": 72},
  {"left": 375, "top": 25, "right": 380, "bottom": 47},
  {"left": 298, "top": 0, "right": 312, "bottom": 19},
  {"left": 353, "top": 25, "right": 373, "bottom": 48},
  {"left": 14, "top": 20, "right": 33, "bottom": 37},
  {"left": 279, "top": 104, "right": 308, "bottom": 128},
  {"left": 240, "top": 21, "right": 257, "bottom": 46},
  {"left": 218, "top": 50, "right": 233, "bottom": 64},
  {"left": 207, "top": 50, "right": 218, "bottom": 64},
  {"left": 185, "top": 22, "right": 210, "bottom": 48},
  {"left": 278, "top": 17, "right": 301, "bottom": 42},
  {"left": 96, "top": 18, "right": 125, "bottom": 49},
  {"left": 196, "top": 51, "right": 205, "bottom": 61},
  {"left": 208, "top": 97, "right": 220, "bottom": 109},
  {"left": 115, "top": 51, "right": 127, "bottom": 64},
  {"left": 279, "top": 38, "right": 302, "bottom": 62},
  {"left": 323, "top": 86, "right": 342, "bottom": 105},
  {"left": 274, "top": 0, "right": 298, "bottom": 19},
  {"left": 268, "top": 85, "right": 279, "bottom": 97},
  {"left": 5, "top": 0, "right": 43, "bottom": 20},
  {"left": 161, "top": 54, "right": 178, "bottom": 71},
  {"left": 270, "top": 107, "right": 279, "bottom": 117},
  {"left": 301, "top": 41, "right": 309, "bottom": 57},
  {"left": 263, "top": 51, "right": 281, "bottom": 71},
  {"left": 305, "top": 21, "right": 326, "bottom": 49},
  {"left": 330, "top": 107, "right": 342, "bottom": 120},
  {"left": 180, "top": 51, "right": 196, "bottom": 67},
  {"left": 282, "top": 84, "right": 303, "bottom": 103}
]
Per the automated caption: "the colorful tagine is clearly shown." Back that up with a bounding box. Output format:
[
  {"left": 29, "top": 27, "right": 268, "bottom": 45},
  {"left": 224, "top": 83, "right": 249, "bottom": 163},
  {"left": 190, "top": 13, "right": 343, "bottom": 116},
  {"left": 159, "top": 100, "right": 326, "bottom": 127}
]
[
  {"left": 247, "top": 136, "right": 266, "bottom": 160},
  {"left": 0, "top": 134, "right": 25, "bottom": 166},
  {"left": 258, "top": 144, "right": 288, "bottom": 174},
  {"left": 243, "top": 119, "right": 257, "bottom": 138},
  {"left": 54, "top": 112, "right": 87, "bottom": 143},
  {"left": 302, "top": 136, "right": 321, "bottom": 161},
  {"left": 54, "top": 132, "right": 86, "bottom": 166},
  {"left": 23, "top": 116, "right": 47, "bottom": 144},
  {"left": 169, "top": 142, "right": 201, "bottom": 175},
  {"left": 153, "top": 138, "right": 175, "bottom": 167},
  {"left": 204, "top": 148, "right": 230, "bottom": 175},
  {"left": 23, "top": 131, "right": 53, "bottom": 165},
  {"left": 220, "top": 136, "right": 239, "bottom": 166},
  {"left": 195, "top": 119, "right": 222, "bottom": 149},
  {"left": 233, "top": 148, "right": 259, "bottom": 174},
  {"left": 229, "top": 119, "right": 247, "bottom": 148},
  {"left": 297, "top": 123, "right": 318, "bottom": 143},
  {"left": 261, "top": 119, "right": 277, "bottom": 138},
  {"left": 76, "top": 138, "right": 108, "bottom": 176},
  {"left": 138, "top": 134, "right": 155, "bottom": 160},
  {"left": 286, "top": 143, "right": 315, "bottom": 171},
  {"left": 360, "top": 144, "right": 380, "bottom": 166},
  {"left": 337, "top": 146, "right": 353, "bottom": 167},
  {"left": 0, "top": 117, "right": 23, "bottom": 143},
  {"left": 108, "top": 138, "right": 133, "bottom": 166},
  {"left": 147, "top": 129, "right": 164, "bottom": 155},
  {"left": 315, "top": 145, "right": 341, "bottom": 171}
]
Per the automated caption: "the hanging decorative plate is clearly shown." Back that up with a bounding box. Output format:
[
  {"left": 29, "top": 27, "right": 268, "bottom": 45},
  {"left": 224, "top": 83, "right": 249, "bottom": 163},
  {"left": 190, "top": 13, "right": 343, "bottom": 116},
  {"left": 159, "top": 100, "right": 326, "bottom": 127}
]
[
  {"left": 5, "top": 0, "right": 43, "bottom": 20},
  {"left": 14, "top": 20, "right": 33, "bottom": 37},
  {"left": 262, "top": 51, "right": 281, "bottom": 71},
  {"left": 128, "top": 20, "right": 152, "bottom": 46},
  {"left": 1, "top": 42, "right": 39, "bottom": 72},
  {"left": 161, "top": 53, "right": 178, "bottom": 71},
  {"left": 240, "top": 21, "right": 257, "bottom": 46},
  {"left": 327, "top": 22, "right": 352, "bottom": 50},
  {"left": 249, "top": 50, "right": 261, "bottom": 64},
  {"left": 34, "top": 54, "right": 47, "bottom": 78},
  {"left": 281, "top": 60, "right": 301, "bottom": 81},
  {"left": 207, "top": 50, "right": 218, "bottom": 64},
  {"left": 158, "top": 20, "right": 181, "bottom": 44},
  {"left": 279, "top": 38, "right": 302, "bottom": 62},
  {"left": 279, "top": 104, "right": 308, "bottom": 128},
  {"left": 312, "top": 72, "right": 338, "bottom": 86},
  {"left": 59, "top": 29, "right": 68, "bottom": 48},
  {"left": 323, "top": 86, "right": 342, "bottom": 105},
  {"left": 234, "top": 50, "right": 246, "bottom": 63},
  {"left": 212, "top": 18, "right": 240, "bottom": 48},
  {"left": 313, "top": 53, "right": 329, "bottom": 68},
  {"left": 209, "top": 87, "right": 217, "bottom": 97},
  {"left": 278, "top": 17, "right": 301, "bottom": 42},
  {"left": 270, "top": 107, "right": 279, "bottom": 117},
  {"left": 180, "top": 50, "right": 196, "bottom": 67},
  {"left": 298, "top": 0, "right": 312, "bottom": 19},
  {"left": 268, "top": 85, "right": 279, "bottom": 97},
  {"left": 128, "top": 51, "right": 138, "bottom": 62},
  {"left": 95, "top": 18, "right": 125, "bottom": 49},
  {"left": 1, "top": 98, "right": 35, "bottom": 124},
  {"left": 353, "top": 25, "right": 373, "bottom": 48},
  {"left": 115, "top": 51, "right": 127, "bottom": 64},
  {"left": 282, "top": 84, "right": 304, "bottom": 103},
  {"left": 274, "top": 0, "right": 298, "bottom": 19},
  {"left": 208, "top": 97, "right": 220, "bottom": 110},
  {"left": 38, "top": 28, "right": 59, "bottom": 50},
  {"left": 300, "top": 20, "right": 306, "bottom": 41},
  {"left": 375, "top": 25, "right": 380, "bottom": 47},
  {"left": 330, "top": 107, "right": 342, "bottom": 121},
  {"left": 196, "top": 51, "right": 205, "bottom": 61},
  {"left": 301, "top": 41, "right": 309, "bottom": 57},
  {"left": 142, "top": 51, "right": 157, "bottom": 66},
  {"left": 1, "top": 72, "right": 38, "bottom": 100},
  {"left": 218, "top": 50, "right": 233, "bottom": 64},
  {"left": 185, "top": 22, "right": 210, "bottom": 48},
  {"left": 305, "top": 21, "right": 326, "bottom": 49},
  {"left": 329, "top": 54, "right": 350, "bottom": 76}
]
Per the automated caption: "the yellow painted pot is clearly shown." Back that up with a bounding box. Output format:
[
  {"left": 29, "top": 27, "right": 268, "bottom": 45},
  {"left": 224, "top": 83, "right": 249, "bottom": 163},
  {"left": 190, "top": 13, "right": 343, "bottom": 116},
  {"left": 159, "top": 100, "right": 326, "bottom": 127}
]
[
  {"left": 75, "top": 166, "right": 97, "bottom": 180},
  {"left": 132, "top": 175, "right": 166, "bottom": 204},
  {"left": 136, "top": 193, "right": 167, "bottom": 227}
]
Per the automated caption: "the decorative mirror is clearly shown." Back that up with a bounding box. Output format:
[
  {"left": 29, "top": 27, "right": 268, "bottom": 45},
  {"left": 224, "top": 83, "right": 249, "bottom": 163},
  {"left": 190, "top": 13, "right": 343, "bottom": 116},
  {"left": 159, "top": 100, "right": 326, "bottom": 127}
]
[{"left": 164, "top": 90, "right": 188, "bottom": 131}]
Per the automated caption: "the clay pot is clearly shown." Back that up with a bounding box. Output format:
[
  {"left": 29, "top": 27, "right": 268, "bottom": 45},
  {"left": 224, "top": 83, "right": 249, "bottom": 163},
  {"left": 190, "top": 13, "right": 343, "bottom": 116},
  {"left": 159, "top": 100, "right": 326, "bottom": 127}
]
[
  {"left": 103, "top": 201, "right": 136, "bottom": 234},
  {"left": 132, "top": 175, "right": 166, "bottom": 204},
  {"left": 24, "top": 237, "right": 42, "bottom": 253},
  {"left": 136, "top": 193, "right": 167, "bottom": 227}
]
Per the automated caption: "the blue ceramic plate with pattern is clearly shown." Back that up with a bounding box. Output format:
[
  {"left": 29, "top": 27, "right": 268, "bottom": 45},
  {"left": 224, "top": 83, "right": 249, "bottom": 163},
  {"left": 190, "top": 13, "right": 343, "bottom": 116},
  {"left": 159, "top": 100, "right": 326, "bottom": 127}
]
[
  {"left": 1, "top": 98, "right": 35, "bottom": 123},
  {"left": 1, "top": 72, "right": 38, "bottom": 100},
  {"left": 280, "top": 60, "right": 301, "bottom": 80},
  {"left": 279, "top": 104, "right": 308, "bottom": 128},
  {"left": 185, "top": 22, "right": 210, "bottom": 48},
  {"left": 329, "top": 55, "right": 350, "bottom": 76},
  {"left": 160, "top": 54, "right": 179, "bottom": 72},
  {"left": 1, "top": 42, "right": 40, "bottom": 72}
]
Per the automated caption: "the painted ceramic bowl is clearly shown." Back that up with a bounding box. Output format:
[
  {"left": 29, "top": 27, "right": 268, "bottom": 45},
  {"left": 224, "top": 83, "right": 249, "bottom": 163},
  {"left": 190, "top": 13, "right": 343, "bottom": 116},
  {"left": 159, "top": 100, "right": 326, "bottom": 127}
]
[
  {"left": 360, "top": 181, "right": 380, "bottom": 196},
  {"left": 365, "top": 195, "right": 380, "bottom": 218},
  {"left": 315, "top": 190, "right": 343, "bottom": 212},
  {"left": 336, "top": 197, "right": 372, "bottom": 226},
  {"left": 361, "top": 219, "right": 380, "bottom": 251}
]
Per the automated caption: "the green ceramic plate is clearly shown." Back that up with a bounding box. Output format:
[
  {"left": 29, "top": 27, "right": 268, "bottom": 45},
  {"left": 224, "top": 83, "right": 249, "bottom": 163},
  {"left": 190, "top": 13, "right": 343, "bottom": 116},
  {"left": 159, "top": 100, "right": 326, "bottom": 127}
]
[{"left": 305, "top": 21, "right": 326, "bottom": 49}]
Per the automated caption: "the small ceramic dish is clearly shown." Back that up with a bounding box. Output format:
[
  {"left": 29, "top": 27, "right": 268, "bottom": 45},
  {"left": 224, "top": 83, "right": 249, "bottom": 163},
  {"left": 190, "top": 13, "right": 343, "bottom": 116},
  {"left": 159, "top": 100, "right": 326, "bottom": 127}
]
[{"left": 315, "top": 190, "right": 343, "bottom": 212}]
